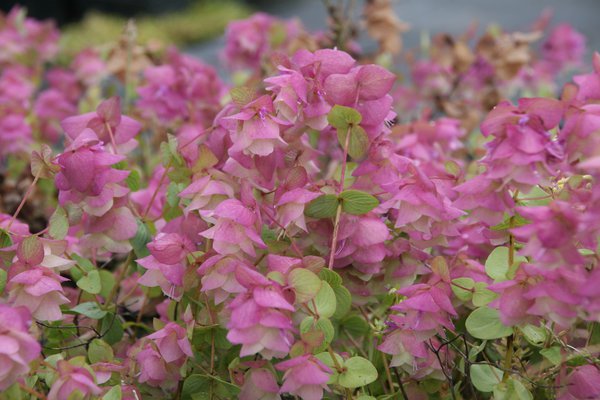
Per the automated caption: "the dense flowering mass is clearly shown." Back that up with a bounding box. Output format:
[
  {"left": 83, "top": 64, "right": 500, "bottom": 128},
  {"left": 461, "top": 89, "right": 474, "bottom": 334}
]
[{"left": 3, "top": 3, "right": 600, "bottom": 399}]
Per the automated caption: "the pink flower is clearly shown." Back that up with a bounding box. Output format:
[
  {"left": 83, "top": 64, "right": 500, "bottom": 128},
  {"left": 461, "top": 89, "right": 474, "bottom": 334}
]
[
  {"left": 7, "top": 266, "right": 70, "bottom": 321},
  {"left": 0, "top": 305, "right": 41, "bottom": 390},
  {"left": 47, "top": 360, "right": 101, "bottom": 400},
  {"left": 179, "top": 175, "right": 235, "bottom": 219},
  {"left": 146, "top": 322, "right": 193, "bottom": 364},
  {"left": 198, "top": 254, "right": 249, "bottom": 304},
  {"left": 333, "top": 214, "right": 390, "bottom": 273},
  {"left": 137, "top": 49, "right": 225, "bottom": 125},
  {"left": 55, "top": 129, "right": 129, "bottom": 216},
  {"left": 135, "top": 342, "right": 181, "bottom": 387},
  {"left": 200, "top": 199, "right": 266, "bottom": 257},
  {"left": 61, "top": 97, "right": 141, "bottom": 153},
  {"left": 239, "top": 366, "right": 280, "bottom": 400},
  {"left": 225, "top": 95, "right": 288, "bottom": 157},
  {"left": 275, "top": 355, "right": 332, "bottom": 400},
  {"left": 227, "top": 269, "right": 295, "bottom": 359},
  {"left": 275, "top": 188, "right": 321, "bottom": 232},
  {"left": 541, "top": 24, "right": 586, "bottom": 73},
  {"left": 557, "top": 365, "right": 600, "bottom": 400},
  {"left": 148, "top": 232, "right": 195, "bottom": 265},
  {"left": 79, "top": 205, "right": 137, "bottom": 255}
]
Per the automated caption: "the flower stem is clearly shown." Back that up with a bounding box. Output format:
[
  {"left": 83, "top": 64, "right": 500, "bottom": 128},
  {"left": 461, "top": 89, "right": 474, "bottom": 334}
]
[
  {"left": 7, "top": 170, "right": 41, "bottom": 231},
  {"left": 328, "top": 202, "right": 343, "bottom": 270},
  {"left": 502, "top": 334, "right": 514, "bottom": 382}
]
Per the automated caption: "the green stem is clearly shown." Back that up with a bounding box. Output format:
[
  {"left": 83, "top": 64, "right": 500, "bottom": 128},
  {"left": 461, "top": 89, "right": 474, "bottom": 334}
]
[{"left": 328, "top": 203, "right": 343, "bottom": 270}]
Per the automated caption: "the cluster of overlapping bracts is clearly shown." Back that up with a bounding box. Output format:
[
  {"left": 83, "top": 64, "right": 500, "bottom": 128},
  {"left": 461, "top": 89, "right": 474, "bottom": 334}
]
[{"left": 2, "top": 4, "right": 600, "bottom": 399}]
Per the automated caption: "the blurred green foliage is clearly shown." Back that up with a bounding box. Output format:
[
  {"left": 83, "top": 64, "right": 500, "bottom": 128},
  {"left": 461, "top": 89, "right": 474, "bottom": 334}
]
[{"left": 60, "top": 0, "right": 250, "bottom": 55}]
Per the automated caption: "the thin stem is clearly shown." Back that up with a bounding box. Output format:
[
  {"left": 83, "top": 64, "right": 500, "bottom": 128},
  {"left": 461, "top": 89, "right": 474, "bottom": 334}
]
[
  {"left": 7, "top": 170, "right": 41, "bottom": 231},
  {"left": 393, "top": 368, "right": 409, "bottom": 400},
  {"left": 143, "top": 159, "right": 172, "bottom": 219},
  {"left": 327, "top": 346, "right": 344, "bottom": 373},
  {"left": 380, "top": 350, "right": 396, "bottom": 395},
  {"left": 105, "top": 122, "right": 119, "bottom": 154},
  {"left": 328, "top": 203, "right": 343, "bottom": 270},
  {"left": 19, "top": 382, "right": 46, "bottom": 400},
  {"left": 503, "top": 335, "right": 514, "bottom": 382}
]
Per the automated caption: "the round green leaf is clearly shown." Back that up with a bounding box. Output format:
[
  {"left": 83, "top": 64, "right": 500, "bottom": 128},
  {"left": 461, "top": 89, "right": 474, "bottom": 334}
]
[
  {"left": 472, "top": 282, "right": 497, "bottom": 307},
  {"left": 328, "top": 105, "right": 362, "bottom": 129},
  {"left": 333, "top": 285, "right": 352, "bottom": 318},
  {"left": 300, "top": 316, "right": 335, "bottom": 350},
  {"left": 519, "top": 324, "right": 547, "bottom": 347},
  {"left": 451, "top": 277, "right": 474, "bottom": 302},
  {"left": 309, "top": 281, "right": 337, "bottom": 318},
  {"left": 88, "top": 339, "right": 114, "bottom": 363},
  {"left": 305, "top": 194, "right": 340, "bottom": 219},
  {"left": 337, "top": 125, "right": 370, "bottom": 160},
  {"left": 319, "top": 268, "right": 342, "bottom": 287},
  {"left": 77, "top": 269, "right": 102, "bottom": 294},
  {"left": 288, "top": 268, "right": 322, "bottom": 303},
  {"left": 339, "top": 190, "right": 379, "bottom": 215},
  {"left": 485, "top": 246, "right": 510, "bottom": 281},
  {"left": 338, "top": 356, "right": 378, "bottom": 388},
  {"left": 470, "top": 364, "right": 503, "bottom": 392},
  {"left": 466, "top": 307, "right": 513, "bottom": 340}
]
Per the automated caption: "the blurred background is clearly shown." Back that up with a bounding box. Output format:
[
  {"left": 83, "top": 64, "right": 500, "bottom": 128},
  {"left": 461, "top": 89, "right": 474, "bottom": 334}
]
[{"left": 1, "top": 0, "right": 598, "bottom": 65}]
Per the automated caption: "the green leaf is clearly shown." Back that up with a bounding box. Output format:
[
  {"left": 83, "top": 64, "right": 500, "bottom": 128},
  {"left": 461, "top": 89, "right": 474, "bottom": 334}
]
[
  {"left": 300, "top": 316, "right": 335, "bottom": 350},
  {"left": 328, "top": 105, "right": 362, "bottom": 129},
  {"left": 338, "top": 356, "right": 378, "bottom": 388},
  {"left": 305, "top": 194, "right": 339, "bottom": 219},
  {"left": 102, "top": 386, "right": 122, "bottom": 400},
  {"left": 451, "top": 277, "right": 474, "bottom": 302},
  {"left": 332, "top": 285, "right": 352, "bottom": 318},
  {"left": 485, "top": 247, "right": 510, "bottom": 281},
  {"left": 98, "top": 269, "right": 116, "bottom": 300},
  {"left": 491, "top": 214, "right": 531, "bottom": 230},
  {"left": 466, "top": 307, "right": 513, "bottom": 340},
  {"left": 468, "top": 340, "right": 487, "bottom": 361},
  {"left": 485, "top": 246, "right": 527, "bottom": 282},
  {"left": 472, "top": 282, "right": 497, "bottom": 307},
  {"left": 131, "top": 220, "right": 151, "bottom": 258},
  {"left": 71, "top": 302, "right": 107, "bottom": 319},
  {"left": 88, "top": 339, "right": 114, "bottom": 363},
  {"left": 100, "top": 313, "right": 124, "bottom": 345},
  {"left": 519, "top": 324, "right": 547, "bottom": 347},
  {"left": 125, "top": 169, "right": 141, "bottom": 191},
  {"left": 337, "top": 125, "right": 370, "bottom": 160},
  {"left": 319, "top": 268, "right": 342, "bottom": 287},
  {"left": 339, "top": 190, "right": 379, "bottom": 215},
  {"left": 493, "top": 378, "right": 533, "bottom": 400},
  {"left": 0, "top": 228, "right": 12, "bottom": 248},
  {"left": 0, "top": 269, "right": 6, "bottom": 295},
  {"left": 49, "top": 207, "right": 69, "bottom": 240},
  {"left": 341, "top": 314, "right": 370, "bottom": 337},
  {"left": 77, "top": 270, "right": 102, "bottom": 294},
  {"left": 182, "top": 374, "right": 211, "bottom": 400},
  {"left": 470, "top": 364, "right": 503, "bottom": 392},
  {"left": 539, "top": 347, "right": 562, "bottom": 365},
  {"left": 288, "top": 268, "right": 322, "bottom": 303},
  {"left": 309, "top": 281, "right": 337, "bottom": 318}
]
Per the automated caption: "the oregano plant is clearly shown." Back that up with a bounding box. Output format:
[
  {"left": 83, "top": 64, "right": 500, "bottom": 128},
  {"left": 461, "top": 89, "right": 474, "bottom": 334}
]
[{"left": 0, "top": 2, "right": 599, "bottom": 400}]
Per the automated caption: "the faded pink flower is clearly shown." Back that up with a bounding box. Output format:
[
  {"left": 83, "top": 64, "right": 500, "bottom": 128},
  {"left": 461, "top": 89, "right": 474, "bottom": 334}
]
[
  {"left": 275, "top": 355, "right": 331, "bottom": 400},
  {"left": 0, "top": 304, "right": 41, "bottom": 390},
  {"left": 47, "top": 360, "right": 101, "bottom": 400}
]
